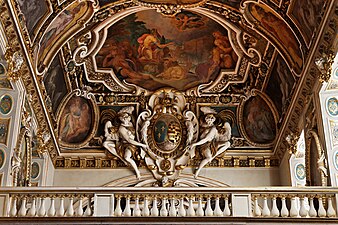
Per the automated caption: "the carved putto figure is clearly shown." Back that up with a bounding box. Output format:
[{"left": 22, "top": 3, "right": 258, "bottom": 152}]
[
  {"left": 103, "top": 106, "right": 147, "bottom": 179},
  {"left": 190, "top": 107, "right": 231, "bottom": 178}
]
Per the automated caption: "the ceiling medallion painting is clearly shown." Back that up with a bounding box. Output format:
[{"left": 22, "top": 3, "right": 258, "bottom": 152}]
[
  {"left": 94, "top": 10, "right": 239, "bottom": 91},
  {"left": 76, "top": 7, "right": 260, "bottom": 94}
]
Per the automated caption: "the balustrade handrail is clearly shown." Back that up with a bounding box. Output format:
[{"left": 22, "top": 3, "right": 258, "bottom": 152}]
[{"left": 0, "top": 186, "right": 338, "bottom": 194}]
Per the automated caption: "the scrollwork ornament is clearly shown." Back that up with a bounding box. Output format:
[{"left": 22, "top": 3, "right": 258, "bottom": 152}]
[{"left": 75, "top": 86, "right": 95, "bottom": 100}]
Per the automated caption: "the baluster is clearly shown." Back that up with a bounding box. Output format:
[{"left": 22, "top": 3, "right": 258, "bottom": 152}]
[
  {"left": 18, "top": 197, "right": 27, "bottom": 217},
  {"left": 56, "top": 197, "right": 65, "bottom": 217},
  {"left": 318, "top": 196, "right": 327, "bottom": 217},
  {"left": 109, "top": 195, "right": 114, "bottom": 216},
  {"left": 253, "top": 196, "right": 261, "bottom": 217},
  {"left": 214, "top": 196, "right": 222, "bottom": 217},
  {"left": 196, "top": 196, "right": 204, "bottom": 216},
  {"left": 223, "top": 195, "right": 231, "bottom": 216},
  {"left": 84, "top": 196, "right": 92, "bottom": 216},
  {"left": 142, "top": 196, "right": 150, "bottom": 217},
  {"left": 66, "top": 196, "right": 74, "bottom": 216},
  {"left": 327, "top": 196, "right": 336, "bottom": 217},
  {"left": 150, "top": 196, "right": 159, "bottom": 216},
  {"left": 271, "top": 196, "right": 279, "bottom": 217},
  {"left": 318, "top": 196, "right": 326, "bottom": 217},
  {"left": 47, "top": 196, "right": 56, "bottom": 217},
  {"left": 308, "top": 196, "right": 317, "bottom": 217},
  {"left": 27, "top": 196, "right": 37, "bottom": 217},
  {"left": 299, "top": 196, "right": 308, "bottom": 218},
  {"left": 160, "top": 197, "right": 168, "bottom": 217},
  {"left": 187, "top": 196, "right": 195, "bottom": 216},
  {"left": 205, "top": 196, "right": 213, "bottom": 216},
  {"left": 37, "top": 197, "right": 46, "bottom": 217},
  {"left": 169, "top": 196, "right": 177, "bottom": 217},
  {"left": 76, "top": 196, "right": 84, "bottom": 216},
  {"left": 124, "top": 195, "right": 131, "bottom": 217},
  {"left": 133, "top": 196, "right": 141, "bottom": 217},
  {"left": 9, "top": 196, "right": 18, "bottom": 217},
  {"left": 115, "top": 196, "right": 122, "bottom": 216},
  {"left": 178, "top": 196, "right": 186, "bottom": 217},
  {"left": 290, "top": 196, "right": 299, "bottom": 217},
  {"left": 281, "top": 196, "right": 289, "bottom": 217},
  {"left": 262, "top": 196, "right": 270, "bottom": 217}
]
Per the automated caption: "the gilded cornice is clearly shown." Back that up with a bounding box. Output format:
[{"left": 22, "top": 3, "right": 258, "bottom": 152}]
[{"left": 274, "top": 1, "right": 338, "bottom": 160}]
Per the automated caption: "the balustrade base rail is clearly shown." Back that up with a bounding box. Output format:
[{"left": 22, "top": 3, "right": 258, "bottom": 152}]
[
  {"left": 0, "top": 187, "right": 337, "bottom": 220},
  {"left": 0, "top": 216, "right": 338, "bottom": 224}
]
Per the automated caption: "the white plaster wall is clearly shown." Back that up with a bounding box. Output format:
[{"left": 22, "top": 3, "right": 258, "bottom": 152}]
[
  {"left": 53, "top": 167, "right": 280, "bottom": 187},
  {"left": 190, "top": 167, "right": 280, "bottom": 186}
]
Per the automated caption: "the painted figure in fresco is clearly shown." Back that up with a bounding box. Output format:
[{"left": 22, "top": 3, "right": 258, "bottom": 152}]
[
  {"left": 59, "top": 96, "right": 91, "bottom": 143},
  {"left": 245, "top": 97, "right": 275, "bottom": 143},
  {"left": 251, "top": 4, "right": 302, "bottom": 70},
  {"left": 103, "top": 106, "right": 147, "bottom": 179},
  {"left": 174, "top": 12, "right": 205, "bottom": 31},
  {"left": 293, "top": 0, "right": 323, "bottom": 42},
  {"left": 102, "top": 43, "right": 146, "bottom": 81},
  {"left": 276, "top": 59, "right": 294, "bottom": 108},
  {"left": 190, "top": 107, "right": 231, "bottom": 178},
  {"left": 137, "top": 29, "right": 173, "bottom": 62},
  {"left": 39, "top": 2, "right": 85, "bottom": 56},
  {"left": 207, "top": 31, "right": 237, "bottom": 81}
]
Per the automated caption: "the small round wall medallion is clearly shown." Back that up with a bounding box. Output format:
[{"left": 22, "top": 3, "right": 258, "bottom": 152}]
[
  {"left": 295, "top": 163, "right": 305, "bottom": 180},
  {"left": 327, "top": 97, "right": 338, "bottom": 116}
]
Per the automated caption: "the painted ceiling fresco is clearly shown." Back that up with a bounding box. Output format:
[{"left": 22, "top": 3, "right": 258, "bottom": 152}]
[{"left": 9, "top": 0, "right": 334, "bottom": 166}]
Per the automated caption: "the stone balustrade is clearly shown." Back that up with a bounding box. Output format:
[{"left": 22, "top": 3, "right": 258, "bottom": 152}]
[{"left": 1, "top": 187, "right": 337, "bottom": 218}]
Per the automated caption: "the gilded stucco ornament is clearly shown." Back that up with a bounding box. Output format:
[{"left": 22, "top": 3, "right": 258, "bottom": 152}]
[
  {"left": 315, "top": 51, "right": 335, "bottom": 83},
  {"left": 285, "top": 132, "right": 299, "bottom": 155},
  {"left": 135, "top": 89, "right": 198, "bottom": 184},
  {"left": 5, "top": 48, "right": 24, "bottom": 80}
]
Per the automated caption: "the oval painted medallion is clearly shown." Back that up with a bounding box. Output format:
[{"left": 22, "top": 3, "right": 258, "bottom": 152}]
[
  {"left": 0, "top": 95, "right": 12, "bottom": 115},
  {"left": 242, "top": 96, "right": 276, "bottom": 144}
]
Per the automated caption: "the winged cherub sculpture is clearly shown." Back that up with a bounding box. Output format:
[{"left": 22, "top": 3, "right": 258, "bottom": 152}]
[
  {"left": 103, "top": 106, "right": 147, "bottom": 179},
  {"left": 190, "top": 107, "right": 232, "bottom": 178}
]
